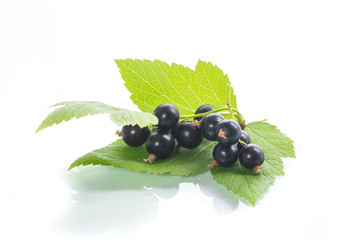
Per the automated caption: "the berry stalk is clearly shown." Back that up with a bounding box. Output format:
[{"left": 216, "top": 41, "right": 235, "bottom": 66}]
[
  {"left": 179, "top": 107, "right": 244, "bottom": 124},
  {"left": 227, "top": 84, "right": 236, "bottom": 120},
  {"left": 226, "top": 84, "right": 246, "bottom": 129},
  {"left": 179, "top": 106, "right": 229, "bottom": 120},
  {"left": 238, "top": 139, "right": 247, "bottom": 146},
  {"left": 232, "top": 108, "right": 246, "bottom": 129}
]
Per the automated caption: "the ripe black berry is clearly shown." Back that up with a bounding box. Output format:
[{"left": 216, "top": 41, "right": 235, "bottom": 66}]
[
  {"left": 216, "top": 119, "right": 241, "bottom": 145},
  {"left": 172, "top": 121, "right": 203, "bottom": 149},
  {"left": 170, "top": 124, "right": 179, "bottom": 139},
  {"left": 200, "top": 113, "right": 225, "bottom": 141},
  {"left": 239, "top": 144, "right": 264, "bottom": 174},
  {"left": 121, "top": 125, "right": 150, "bottom": 147},
  {"left": 237, "top": 130, "right": 250, "bottom": 151},
  {"left": 194, "top": 104, "right": 215, "bottom": 121},
  {"left": 212, "top": 143, "right": 239, "bottom": 167},
  {"left": 154, "top": 103, "right": 180, "bottom": 131},
  {"left": 145, "top": 130, "right": 175, "bottom": 160}
]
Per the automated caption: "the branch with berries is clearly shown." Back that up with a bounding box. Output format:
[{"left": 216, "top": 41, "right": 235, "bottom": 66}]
[
  {"left": 117, "top": 85, "right": 265, "bottom": 174},
  {"left": 36, "top": 59, "right": 295, "bottom": 206}
]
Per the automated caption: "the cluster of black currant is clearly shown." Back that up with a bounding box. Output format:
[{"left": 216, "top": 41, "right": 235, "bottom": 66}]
[
  {"left": 194, "top": 105, "right": 264, "bottom": 174},
  {"left": 116, "top": 103, "right": 265, "bottom": 174}
]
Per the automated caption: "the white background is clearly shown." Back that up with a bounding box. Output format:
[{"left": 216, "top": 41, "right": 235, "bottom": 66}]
[{"left": 1, "top": 0, "right": 360, "bottom": 239}]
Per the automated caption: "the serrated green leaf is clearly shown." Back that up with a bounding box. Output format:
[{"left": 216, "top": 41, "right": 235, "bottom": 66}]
[
  {"left": 245, "top": 121, "right": 295, "bottom": 159},
  {"left": 211, "top": 121, "right": 295, "bottom": 205},
  {"left": 69, "top": 139, "right": 216, "bottom": 176},
  {"left": 211, "top": 163, "right": 275, "bottom": 206},
  {"left": 210, "top": 152, "right": 281, "bottom": 206},
  {"left": 36, "top": 101, "right": 157, "bottom": 133},
  {"left": 114, "top": 59, "right": 237, "bottom": 115}
]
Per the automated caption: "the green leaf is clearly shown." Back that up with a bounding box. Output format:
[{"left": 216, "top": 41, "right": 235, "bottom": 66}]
[
  {"left": 36, "top": 101, "right": 157, "bottom": 133},
  {"left": 245, "top": 121, "right": 296, "bottom": 159},
  {"left": 211, "top": 163, "right": 275, "bottom": 206},
  {"left": 114, "top": 59, "right": 237, "bottom": 115},
  {"left": 211, "top": 121, "right": 295, "bottom": 205},
  {"left": 68, "top": 139, "right": 216, "bottom": 176}
]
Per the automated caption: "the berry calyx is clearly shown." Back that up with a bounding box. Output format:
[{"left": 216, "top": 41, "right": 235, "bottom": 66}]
[
  {"left": 212, "top": 143, "right": 239, "bottom": 167},
  {"left": 154, "top": 103, "right": 180, "bottom": 131},
  {"left": 215, "top": 119, "right": 241, "bottom": 145},
  {"left": 207, "top": 159, "right": 218, "bottom": 168},
  {"left": 145, "top": 130, "right": 175, "bottom": 162},
  {"left": 200, "top": 113, "right": 225, "bottom": 141},
  {"left": 192, "top": 120, "right": 201, "bottom": 128},
  {"left": 120, "top": 125, "right": 150, "bottom": 147},
  {"left": 172, "top": 121, "right": 203, "bottom": 149},
  {"left": 194, "top": 104, "right": 215, "bottom": 121},
  {"left": 239, "top": 144, "right": 264, "bottom": 174},
  {"left": 144, "top": 153, "right": 157, "bottom": 163}
]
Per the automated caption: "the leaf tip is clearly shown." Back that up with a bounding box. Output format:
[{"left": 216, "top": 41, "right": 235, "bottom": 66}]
[
  {"left": 68, "top": 164, "right": 76, "bottom": 171},
  {"left": 35, "top": 124, "right": 44, "bottom": 134}
]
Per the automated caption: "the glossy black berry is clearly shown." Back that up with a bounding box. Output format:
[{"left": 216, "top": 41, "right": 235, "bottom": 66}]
[
  {"left": 237, "top": 130, "right": 250, "bottom": 151},
  {"left": 122, "top": 125, "right": 150, "bottom": 147},
  {"left": 172, "top": 121, "right": 203, "bottom": 149},
  {"left": 215, "top": 119, "right": 241, "bottom": 145},
  {"left": 200, "top": 113, "right": 225, "bottom": 141},
  {"left": 194, "top": 104, "right": 215, "bottom": 121},
  {"left": 239, "top": 144, "right": 264, "bottom": 169},
  {"left": 170, "top": 124, "right": 179, "bottom": 139},
  {"left": 145, "top": 130, "right": 175, "bottom": 159},
  {"left": 154, "top": 103, "right": 180, "bottom": 131},
  {"left": 212, "top": 143, "right": 239, "bottom": 167}
]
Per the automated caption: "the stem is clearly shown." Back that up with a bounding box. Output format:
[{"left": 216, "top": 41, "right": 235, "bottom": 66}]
[
  {"left": 227, "top": 84, "right": 232, "bottom": 108},
  {"left": 148, "top": 124, "right": 157, "bottom": 131},
  {"left": 175, "top": 144, "right": 182, "bottom": 153},
  {"left": 179, "top": 106, "right": 229, "bottom": 119},
  {"left": 179, "top": 112, "right": 243, "bottom": 125},
  {"left": 232, "top": 108, "right": 244, "bottom": 121},
  {"left": 214, "top": 112, "right": 235, "bottom": 116},
  {"left": 178, "top": 84, "right": 247, "bottom": 129},
  {"left": 233, "top": 113, "right": 243, "bottom": 123},
  {"left": 227, "top": 84, "right": 236, "bottom": 120},
  {"left": 232, "top": 108, "right": 246, "bottom": 129},
  {"left": 218, "top": 112, "right": 243, "bottom": 121},
  {"left": 238, "top": 139, "right": 247, "bottom": 146}
]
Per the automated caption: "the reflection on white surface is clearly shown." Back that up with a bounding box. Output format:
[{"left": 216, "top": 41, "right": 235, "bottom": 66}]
[
  {"left": 196, "top": 173, "right": 243, "bottom": 213},
  {"left": 54, "top": 166, "right": 243, "bottom": 236}
]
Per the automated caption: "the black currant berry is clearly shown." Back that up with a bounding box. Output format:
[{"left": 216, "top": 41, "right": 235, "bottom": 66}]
[
  {"left": 121, "top": 125, "right": 150, "bottom": 147},
  {"left": 200, "top": 113, "right": 225, "bottom": 141},
  {"left": 212, "top": 143, "right": 239, "bottom": 168},
  {"left": 172, "top": 121, "right": 203, "bottom": 149},
  {"left": 216, "top": 119, "right": 241, "bottom": 145},
  {"left": 237, "top": 130, "right": 250, "bottom": 151},
  {"left": 145, "top": 130, "right": 175, "bottom": 161},
  {"left": 194, "top": 104, "right": 215, "bottom": 121},
  {"left": 154, "top": 103, "right": 180, "bottom": 131},
  {"left": 239, "top": 144, "right": 264, "bottom": 174},
  {"left": 170, "top": 124, "right": 179, "bottom": 139}
]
